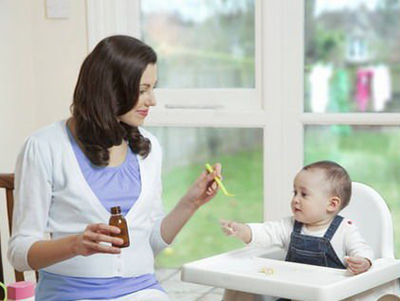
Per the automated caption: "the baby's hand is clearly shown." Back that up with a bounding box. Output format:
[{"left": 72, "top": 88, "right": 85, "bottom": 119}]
[
  {"left": 345, "top": 256, "right": 372, "bottom": 275},
  {"left": 220, "top": 219, "right": 252, "bottom": 243}
]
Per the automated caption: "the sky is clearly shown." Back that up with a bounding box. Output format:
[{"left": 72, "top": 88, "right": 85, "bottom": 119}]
[
  {"left": 141, "top": 0, "right": 252, "bottom": 23},
  {"left": 314, "top": 0, "right": 381, "bottom": 16},
  {"left": 141, "top": 0, "right": 382, "bottom": 22}
]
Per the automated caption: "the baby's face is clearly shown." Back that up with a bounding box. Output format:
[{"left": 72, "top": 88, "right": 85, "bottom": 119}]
[{"left": 291, "top": 169, "right": 333, "bottom": 225}]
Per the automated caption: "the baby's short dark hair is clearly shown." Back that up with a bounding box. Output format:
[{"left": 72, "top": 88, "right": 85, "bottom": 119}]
[{"left": 303, "top": 161, "right": 352, "bottom": 210}]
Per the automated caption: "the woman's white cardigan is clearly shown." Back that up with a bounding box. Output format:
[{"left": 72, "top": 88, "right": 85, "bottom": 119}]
[{"left": 8, "top": 120, "right": 168, "bottom": 277}]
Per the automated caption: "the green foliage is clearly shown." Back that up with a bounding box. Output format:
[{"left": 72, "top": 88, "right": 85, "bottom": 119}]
[{"left": 314, "top": 26, "right": 345, "bottom": 64}]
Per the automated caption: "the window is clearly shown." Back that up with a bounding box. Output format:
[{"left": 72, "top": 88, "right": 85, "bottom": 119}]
[
  {"left": 140, "top": 3, "right": 265, "bottom": 264},
  {"left": 141, "top": 0, "right": 255, "bottom": 89},
  {"left": 304, "top": 0, "right": 400, "bottom": 257}
]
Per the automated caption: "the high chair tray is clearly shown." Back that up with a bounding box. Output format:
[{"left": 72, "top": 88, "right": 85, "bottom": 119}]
[{"left": 181, "top": 247, "right": 400, "bottom": 301}]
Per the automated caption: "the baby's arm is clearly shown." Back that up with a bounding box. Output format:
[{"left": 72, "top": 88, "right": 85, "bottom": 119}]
[
  {"left": 220, "top": 220, "right": 252, "bottom": 243},
  {"left": 344, "top": 219, "right": 374, "bottom": 274},
  {"left": 345, "top": 256, "right": 371, "bottom": 275},
  {"left": 220, "top": 217, "right": 291, "bottom": 248}
]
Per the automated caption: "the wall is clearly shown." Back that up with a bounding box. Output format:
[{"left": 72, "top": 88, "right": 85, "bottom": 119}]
[
  {"left": 0, "top": 1, "right": 36, "bottom": 173},
  {"left": 30, "top": 0, "right": 88, "bottom": 129},
  {"left": 0, "top": 0, "right": 88, "bottom": 283}
]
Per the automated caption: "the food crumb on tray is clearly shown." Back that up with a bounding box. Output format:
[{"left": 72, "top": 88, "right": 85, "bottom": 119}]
[{"left": 259, "top": 267, "right": 274, "bottom": 275}]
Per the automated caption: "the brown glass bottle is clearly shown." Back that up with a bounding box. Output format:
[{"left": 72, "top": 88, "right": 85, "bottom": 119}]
[{"left": 109, "top": 206, "right": 130, "bottom": 248}]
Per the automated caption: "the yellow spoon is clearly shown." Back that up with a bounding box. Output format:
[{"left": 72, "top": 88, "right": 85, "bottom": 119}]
[{"left": 205, "top": 163, "right": 235, "bottom": 197}]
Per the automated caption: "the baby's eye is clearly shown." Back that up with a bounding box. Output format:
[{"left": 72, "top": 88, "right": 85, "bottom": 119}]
[
  {"left": 301, "top": 192, "right": 307, "bottom": 198},
  {"left": 292, "top": 190, "right": 297, "bottom": 196}
]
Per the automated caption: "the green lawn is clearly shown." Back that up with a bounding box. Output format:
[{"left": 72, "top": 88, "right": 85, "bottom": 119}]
[{"left": 156, "top": 128, "right": 400, "bottom": 268}]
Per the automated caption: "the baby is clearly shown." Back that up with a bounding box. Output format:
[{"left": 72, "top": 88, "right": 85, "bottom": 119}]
[{"left": 221, "top": 160, "right": 373, "bottom": 274}]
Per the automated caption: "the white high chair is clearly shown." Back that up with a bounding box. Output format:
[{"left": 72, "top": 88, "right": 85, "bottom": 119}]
[{"left": 181, "top": 182, "right": 400, "bottom": 300}]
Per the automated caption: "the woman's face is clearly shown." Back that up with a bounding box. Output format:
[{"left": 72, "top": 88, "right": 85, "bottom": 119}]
[{"left": 118, "top": 63, "right": 158, "bottom": 127}]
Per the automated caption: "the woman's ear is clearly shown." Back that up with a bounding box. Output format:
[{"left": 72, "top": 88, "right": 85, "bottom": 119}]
[{"left": 327, "top": 197, "right": 341, "bottom": 213}]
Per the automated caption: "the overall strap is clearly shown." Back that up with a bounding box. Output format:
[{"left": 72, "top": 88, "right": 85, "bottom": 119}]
[
  {"left": 323, "top": 215, "right": 344, "bottom": 240},
  {"left": 292, "top": 220, "right": 303, "bottom": 233}
]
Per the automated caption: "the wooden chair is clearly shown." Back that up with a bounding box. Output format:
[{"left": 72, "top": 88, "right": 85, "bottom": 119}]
[{"left": 0, "top": 173, "right": 26, "bottom": 282}]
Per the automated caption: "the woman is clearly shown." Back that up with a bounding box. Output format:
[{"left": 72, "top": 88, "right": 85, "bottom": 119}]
[{"left": 8, "top": 35, "right": 221, "bottom": 300}]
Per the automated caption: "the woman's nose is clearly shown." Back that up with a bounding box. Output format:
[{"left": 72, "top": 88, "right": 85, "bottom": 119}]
[{"left": 145, "top": 91, "right": 156, "bottom": 106}]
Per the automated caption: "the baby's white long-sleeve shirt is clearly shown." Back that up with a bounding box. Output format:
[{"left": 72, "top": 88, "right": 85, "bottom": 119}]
[{"left": 247, "top": 216, "right": 374, "bottom": 265}]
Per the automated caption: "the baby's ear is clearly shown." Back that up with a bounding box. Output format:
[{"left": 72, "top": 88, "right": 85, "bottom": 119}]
[{"left": 327, "top": 196, "right": 341, "bottom": 212}]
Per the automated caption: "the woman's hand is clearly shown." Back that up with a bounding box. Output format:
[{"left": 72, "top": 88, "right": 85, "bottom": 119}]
[
  {"left": 74, "top": 223, "right": 124, "bottom": 256},
  {"left": 27, "top": 223, "right": 124, "bottom": 270},
  {"left": 182, "top": 163, "right": 222, "bottom": 209},
  {"left": 345, "top": 256, "right": 372, "bottom": 274},
  {"left": 160, "top": 163, "right": 222, "bottom": 244},
  {"left": 220, "top": 219, "right": 252, "bottom": 244}
]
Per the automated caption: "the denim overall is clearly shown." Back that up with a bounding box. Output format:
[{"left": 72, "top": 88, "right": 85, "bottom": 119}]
[
  {"left": 285, "top": 215, "right": 347, "bottom": 269},
  {"left": 275, "top": 216, "right": 346, "bottom": 301}
]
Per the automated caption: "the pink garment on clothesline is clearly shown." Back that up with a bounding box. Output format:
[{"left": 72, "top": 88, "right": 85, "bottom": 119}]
[{"left": 356, "top": 69, "right": 373, "bottom": 112}]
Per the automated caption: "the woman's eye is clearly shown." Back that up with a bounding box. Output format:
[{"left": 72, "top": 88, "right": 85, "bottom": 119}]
[{"left": 140, "top": 90, "right": 146, "bottom": 95}]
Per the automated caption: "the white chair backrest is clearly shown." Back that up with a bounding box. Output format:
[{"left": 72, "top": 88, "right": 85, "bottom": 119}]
[{"left": 340, "top": 182, "right": 395, "bottom": 259}]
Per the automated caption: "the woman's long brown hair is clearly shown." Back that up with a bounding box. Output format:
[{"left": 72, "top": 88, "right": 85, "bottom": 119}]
[{"left": 71, "top": 35, "right": 157, "bottom": 166}]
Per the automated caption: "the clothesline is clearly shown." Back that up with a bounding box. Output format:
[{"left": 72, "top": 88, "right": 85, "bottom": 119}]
[{"left": 308, "top": 64, "right": 392, "bottom": 112}]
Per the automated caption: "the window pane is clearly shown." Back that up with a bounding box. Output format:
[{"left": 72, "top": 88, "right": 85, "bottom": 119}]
[
  {"left": 304, "top": 125, "right": 400, "bottom": 258},
  {"left": 148, "top": 127, "right": 263, "bottom": 268},
  {"left": 305, "top": 0, "right": 400, "bottom": 112},
  {"left": 141, "top": 0, "right": 255, "bottom": 88}
]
